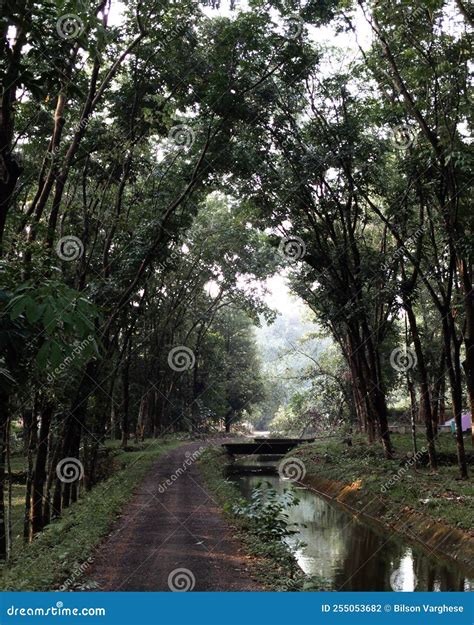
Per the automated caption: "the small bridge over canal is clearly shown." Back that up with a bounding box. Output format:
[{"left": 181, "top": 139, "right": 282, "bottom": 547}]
[{"left": 222, "top": 438, "right": 314, "bottom": 455}]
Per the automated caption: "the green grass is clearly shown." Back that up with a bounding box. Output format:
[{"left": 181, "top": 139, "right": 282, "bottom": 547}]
[
  {"left": 1, "top": 438, "right": 182, "bottom": 591},
  {"left": 6, "top": 451, "right": 30, "bottom": 557},
  {"left": 290, "top": 433, "right": 474, "bottom": 531}
]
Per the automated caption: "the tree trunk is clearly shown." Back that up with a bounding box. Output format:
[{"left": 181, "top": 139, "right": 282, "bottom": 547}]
[
  {"left": 225, "top": 410, "right": 234, "bottom": 433},
  {"left": 43, "top": 432, "right": 62, "bottom": 526},
  {"left": 459, "top": 259, "right": 474, "bottom": 447},
  {"left": 31, "top": 403, "right": 53, "bottom": 535},
  {"left": 0, "top": 19, "right": 26, "bottom": 255},
  {"left": 0, "top": 390, "right": 9, "bottom": 559},
  {"left": 442, "top": 316, "right": 468, "bottom": 478},
  {"left": 359, "top": 323, "right": 393, "bottom": 457},
  {"left": 404, "top": 303, "right": 437, "bottom": 469},
  {"left": 431, "top": 352, "right": 445, "bottom": 433},
  {"left": 121, "top": 353, "right": 131, "bottom": 448},
  {"left": 407, "top": 374, "right": 418, "bottom": 456},
  {"left": 52, "top": 361, "right": 96, "bottom": 517},
  {"left": 23, "top": 407, "right": 37, "bottom": 541}
]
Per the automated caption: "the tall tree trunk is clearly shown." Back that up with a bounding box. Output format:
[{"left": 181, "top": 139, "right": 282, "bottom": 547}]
[
  {"left": 0, "top": 15, "right": 26, "bottom": 255},
  {"left": 52, "top": 362, "right": 96, "bottom": 517},
  {"left": 121, "top": 347, "right": 131, "bottom": 448},
  {"left": 348, "top": 332, "right": 375, "bottom": 442},
  {"left": 360, "top": 322, "right": 393, "bottom": 457},
  {"left": 460, "top": 260, "right": 474, "bottom": 447},
  {"left": 442, "top": 316, "right": 468, "bottom": 478},
  {"left": 431, "top": 352, "right": 445, "bottom": 433},
  {"left": 23, "top": 407, "right": 37, "bottom": 541},
  {"left": 30, "top": 403, "right": 53, "bottom": 535},
  {"left": 43, "top": 431, "right": 62, "bottom": 526},
  {"left": 407, "top": 374, "right": 418, "bottom": 456},
  {"left": 404, "top": 303, "right": 437, "bottom": 469},
  {"left": 0, "top": 390, "right": 9, "bottom": 559},
  {"left": 225, "top": 409, "right": 234, "bottom": 433}
]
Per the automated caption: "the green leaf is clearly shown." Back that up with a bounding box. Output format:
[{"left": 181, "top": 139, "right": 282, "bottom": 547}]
[
  {"left": 36, "top": 342, "right": 51, "bottom": 370},
  {"left": 49, "top": 342, "right": 64, "bottom": 369},
  {"left": 9, "top": 296, "right": 27, "bottom": 320},
  {"left": 25, "top": 300, "right": 44, "bottom": 324},
  {"left": 42, "top": 304, "right": 58, "bottom": 333}
]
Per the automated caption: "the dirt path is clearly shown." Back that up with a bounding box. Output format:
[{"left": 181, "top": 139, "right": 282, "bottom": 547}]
[{"left": 87, "top": 441, "right": 262, "bottom": 591}]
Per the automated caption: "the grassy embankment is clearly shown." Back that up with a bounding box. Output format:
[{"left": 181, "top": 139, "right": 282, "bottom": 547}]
[
  {"left": 1, "top": 438, "right": 182, "bottom": 591},
  {"left": 287, "top": 433, "right": 474, "bottom": 571},
  {"left": 289, "top": 433, "right": 473, "bottom": 531}
]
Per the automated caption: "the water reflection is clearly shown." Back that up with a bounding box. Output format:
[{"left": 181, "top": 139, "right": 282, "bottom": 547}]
[{"left": 234, "top": 473, "right": 473, "bottom": 592}]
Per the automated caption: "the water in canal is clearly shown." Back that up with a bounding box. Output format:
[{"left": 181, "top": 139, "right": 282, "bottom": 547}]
[{"left": 232, "top": 466, "right": 473, "bottom": 592}]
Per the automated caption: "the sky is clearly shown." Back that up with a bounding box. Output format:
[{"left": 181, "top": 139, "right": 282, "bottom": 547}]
[{"left": 263, "top": 273, "right": 310, "bottom": 317}]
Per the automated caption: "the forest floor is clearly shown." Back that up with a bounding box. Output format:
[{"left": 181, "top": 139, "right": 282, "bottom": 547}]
[{"left": 86, "top": 440, "right": 262, "bottom": 591}]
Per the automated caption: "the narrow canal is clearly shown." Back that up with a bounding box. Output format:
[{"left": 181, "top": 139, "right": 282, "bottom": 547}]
[{"left": 230, "top": 459, "right": 473, "bottom": 592}]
